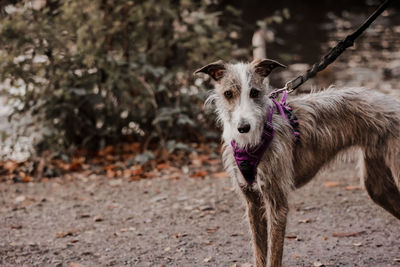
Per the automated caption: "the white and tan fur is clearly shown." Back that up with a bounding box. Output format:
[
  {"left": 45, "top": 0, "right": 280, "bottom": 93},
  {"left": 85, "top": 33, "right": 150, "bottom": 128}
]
[{"left": 195, "top": 59, "right": 400, "bottom": 267}]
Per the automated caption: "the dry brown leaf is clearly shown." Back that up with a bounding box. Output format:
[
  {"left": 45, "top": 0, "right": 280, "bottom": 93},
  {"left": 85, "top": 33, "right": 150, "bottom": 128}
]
[
  {"left": 93, "top": 215, "right": 103, "bottom": 222},
  {"left": 332, "top": 231, "right": 365, "bottom": 237},
  {"left": 132, "top": 166, "right": 142, "bottom": 176},
  {"left": 203, "top": 257, "right": 212, "bottom": 263},
  {"left": 98, "top": 145, "right": 114, "bottom": 156},
  {"left": 167, "top": 174, "right": 180, "bottom": 180},
  {"left": 123, "top": 142, "right": 139, "bottom": 152},
  {"left": 213, "top": 171, "right": 228, "bottom": 178},
  {"left": 344, "top": 185, "right": 361, "bottom": 191},
  {"left": 4, "top": 161, "right": 17, "bottom": 172},
  {"left": 106, "top": 169, "right": 116, "bottom": 179},
  {"left": 68, "top": 157, "right": 84, "bottom": 171},
  {"left": 323, "top": 181, "right": 341, "bottom": 187},
  {"left": 190, "top": 170, "right": 208, "bottom": 178},
  {"left": 313, "top": 261, "right": 325, "bottom": 267},
  {"left": 173, "top": 233, "right": 187, "bottom": 238},
  {"left": 298, "top": 218, "right": 311, "bottom": 224},
  {"left": 104, "top": 165, "right": 115, "bottom": 171},
  {"left": 123, "top": 169, "right": 132, "bottom": 178},
  {"left": 205, "top": 226, "right": 219, "bottom": 234},
  {"left": 23, "top": 176, "right": 33, "bottom": 182},
  {"left": 56, "top": 229, "right": 77, "bottom": 238},
  {"left": 157, "top": 163, "right": 170, "bottom": 170},
  {"left": 129, "top": 176, "right": 141, "bottom": 181}
]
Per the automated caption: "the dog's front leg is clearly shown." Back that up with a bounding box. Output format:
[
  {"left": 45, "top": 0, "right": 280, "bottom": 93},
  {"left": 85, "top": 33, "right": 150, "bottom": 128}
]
[
  {"left": 263, "top": 186, "right": 289, "bottom": 267},
  {"left": 240, "top": 185, "right": 269, "bottom": 267}
]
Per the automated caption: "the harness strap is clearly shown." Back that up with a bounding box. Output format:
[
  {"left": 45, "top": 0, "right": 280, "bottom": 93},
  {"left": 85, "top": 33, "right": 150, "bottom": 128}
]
[
  {"left": 231, "top": 91, "right": 299, "bottom": 185},
  {"left": 271, "top": 90, "right": 300, "bottom": 141}
]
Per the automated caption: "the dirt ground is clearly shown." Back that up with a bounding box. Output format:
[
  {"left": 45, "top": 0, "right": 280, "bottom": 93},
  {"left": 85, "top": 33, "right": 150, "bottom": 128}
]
[
  {"left": 1, "top": 5, "right": 400, "bottom": 267},
  {"left": 1, "top": 161, "right": 400, "bottom": 267}
]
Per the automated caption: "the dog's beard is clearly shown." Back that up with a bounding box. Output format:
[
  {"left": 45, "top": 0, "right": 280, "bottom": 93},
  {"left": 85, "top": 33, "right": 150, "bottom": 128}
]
[{"left": 221, "top": 106, "right": 267, "bottom": 149}]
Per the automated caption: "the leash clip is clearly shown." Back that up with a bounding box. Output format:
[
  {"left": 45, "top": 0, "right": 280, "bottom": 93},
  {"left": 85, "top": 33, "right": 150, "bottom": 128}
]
[
  {"left": 269, "top": 81, "right": 291, "bottom": 99},
  {"left": 285, "top": 80, "right": 294, "bottom": 94}
]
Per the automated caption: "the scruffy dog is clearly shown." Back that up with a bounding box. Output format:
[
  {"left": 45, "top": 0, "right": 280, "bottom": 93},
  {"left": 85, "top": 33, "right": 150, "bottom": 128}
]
[{"left": 194, "top": 58, "right": 400, "bottom": 267}]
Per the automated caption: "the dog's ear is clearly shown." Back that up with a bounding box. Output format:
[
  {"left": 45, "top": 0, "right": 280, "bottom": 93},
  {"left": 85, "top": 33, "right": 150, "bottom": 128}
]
[
  {"left": 251, "top": 58, "right": 286, "bottom": 77},
  {"left": 193, "top": 60, "right": 226, "bottom": 81}
]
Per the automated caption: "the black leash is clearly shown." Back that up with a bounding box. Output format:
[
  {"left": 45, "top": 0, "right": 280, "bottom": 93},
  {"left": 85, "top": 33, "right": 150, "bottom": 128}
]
[{"left": 284, "top": 0, "right": 393, "bottom": 94}]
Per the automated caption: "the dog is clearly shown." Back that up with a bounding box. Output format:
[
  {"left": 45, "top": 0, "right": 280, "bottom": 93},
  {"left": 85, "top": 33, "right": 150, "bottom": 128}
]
[{"left": 194, "top": 58, "right": 400, "bottom": 267}]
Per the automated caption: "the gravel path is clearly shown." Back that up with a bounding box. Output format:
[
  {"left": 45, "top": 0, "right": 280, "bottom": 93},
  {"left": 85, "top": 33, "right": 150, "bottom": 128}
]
[{"left": 1, "top": 161, "right": 399, "bottom": 266}]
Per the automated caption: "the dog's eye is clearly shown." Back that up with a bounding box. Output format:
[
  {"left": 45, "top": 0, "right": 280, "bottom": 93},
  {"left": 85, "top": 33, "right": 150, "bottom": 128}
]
[
  {"left": 224, "top": 90, "right": 233, "bottom": 99},
  {"left": 249, "top": 88, "right": 260, "bottom": 98}
]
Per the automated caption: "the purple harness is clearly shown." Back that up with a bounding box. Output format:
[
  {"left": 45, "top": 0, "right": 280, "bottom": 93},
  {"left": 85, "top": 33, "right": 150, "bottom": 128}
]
[{"left": 231, "top": 91, "right": 299, "bottom": 185}]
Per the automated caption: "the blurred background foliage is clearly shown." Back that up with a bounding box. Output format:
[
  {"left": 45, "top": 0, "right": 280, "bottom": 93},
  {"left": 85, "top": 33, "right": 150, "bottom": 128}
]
[{"left": 0, "top": 0, "right": 248, "bottom": 157}]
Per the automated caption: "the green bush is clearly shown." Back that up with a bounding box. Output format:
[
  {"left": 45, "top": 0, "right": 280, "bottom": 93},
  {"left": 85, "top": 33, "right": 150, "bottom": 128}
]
[{"left": 0, "top": 0, "right": 245, "bottom": 154}]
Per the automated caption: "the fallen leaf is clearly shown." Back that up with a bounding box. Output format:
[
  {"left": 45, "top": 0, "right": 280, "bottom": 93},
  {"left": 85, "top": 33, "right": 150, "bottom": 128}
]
[
  {"left": 205, "top": 226, "right": 219, "bottom": 234},
  {"left": 69, "top": 157, "right": 84, "bottom": 171},
  {"left": 14, "top": 195, "right": 26, "bottom": 204},
  {"left": 332, "top": 231, "right": 365, "bottom": 237},
  {"left": 123, "top": 169, "right": 132, "bottom": 178},
  {"left": 120, "top": 227, "right": 136, "bottom": 232},
  {"left": 104, "top": 165, "right": 115, "bottom": 171},
  {"left": 213, "top": 171, "right": 228, "bottom": 178},
  {"left": 173, "top": 233, "right": 187, "bottom": 238},
  {"left": 98, "top": 145, "right": 114, "bottom": 156},
  {"left": 190, "top": 171, "right": 208, "bottom": 178},
  {"left": 157, "top": 163, "right": 170, "bottom": 170},
  {"left": 23, "top": 176, "right": 33, "bottom": 183},
  {"left": 4, "top": 161, "right": 17, "bottom": 172},
  {"left": 203, "top": 257, "right": 212, "bottom": 263},
  {"left": 56, "top": 229, "right": 77, "bottom": 238},
  {"left": 77, "top": 214, "right": 90, "bottom": 219},
  {"left": 323, "top": 181, "right": 341, "bottom": 187},
  {"left": 344, "top": 185, "right": 361, "bottom": 191},
  {"left": 106, "top": 169, "right": 116, "bottom": 179},
  {"left": 132, "top": 166, "right": 142, "bottom": 176},
  {"left": 93, "top": 215, "right": 103, "bottom": 222},
  {"left": 167, "top": 174, "right": 180, "bottom": 180}
]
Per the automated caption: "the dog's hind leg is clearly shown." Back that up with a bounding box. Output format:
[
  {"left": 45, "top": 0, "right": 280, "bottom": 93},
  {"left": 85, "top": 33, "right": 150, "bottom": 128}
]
[
  {"left": 240, "top": 185, "right": 269, "bottom": 267},
  {"left": 362, "top": 148, "right": 400, "bottom": 220}
]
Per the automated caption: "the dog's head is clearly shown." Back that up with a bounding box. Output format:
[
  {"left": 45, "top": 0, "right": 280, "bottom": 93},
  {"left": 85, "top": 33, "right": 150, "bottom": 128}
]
[{"left": 195, "top": 59, "right": 285, "bottom": 148}]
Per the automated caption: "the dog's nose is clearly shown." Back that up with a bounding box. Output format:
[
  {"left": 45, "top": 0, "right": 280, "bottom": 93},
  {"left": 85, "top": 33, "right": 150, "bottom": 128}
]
[{"left": 238, "top": 122, "right": 251, "bottom": 133}]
